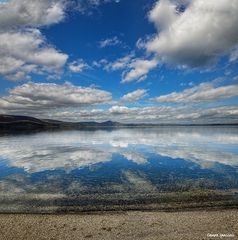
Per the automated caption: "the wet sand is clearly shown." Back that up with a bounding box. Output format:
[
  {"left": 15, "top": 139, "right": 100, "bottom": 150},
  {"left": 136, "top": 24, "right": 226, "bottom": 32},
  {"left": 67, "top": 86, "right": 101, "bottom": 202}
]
[{"left": 0, "top": 210, "right": 237, "bottom": 240}]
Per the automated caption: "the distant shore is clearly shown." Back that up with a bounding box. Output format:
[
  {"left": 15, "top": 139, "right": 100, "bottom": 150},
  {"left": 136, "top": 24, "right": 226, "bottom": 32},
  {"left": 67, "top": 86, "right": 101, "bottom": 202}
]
[
  {"left": 1, "top": 114, "right": 238, "bottom": 134},
  {"left": 0, "top": 210, "right": 237, "bottom": 240}
]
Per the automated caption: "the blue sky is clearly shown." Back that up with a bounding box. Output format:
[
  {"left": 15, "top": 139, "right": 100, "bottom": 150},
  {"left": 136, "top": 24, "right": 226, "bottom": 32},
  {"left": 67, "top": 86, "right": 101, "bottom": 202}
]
[{"left": 0, "top": 0, "right": 238, "bottom": 123}]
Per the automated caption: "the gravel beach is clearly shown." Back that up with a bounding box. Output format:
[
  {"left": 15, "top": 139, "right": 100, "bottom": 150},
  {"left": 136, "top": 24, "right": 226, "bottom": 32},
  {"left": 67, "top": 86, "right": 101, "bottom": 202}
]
[{"left": 0, "top": 210, "right": 237, "bottom": 240}]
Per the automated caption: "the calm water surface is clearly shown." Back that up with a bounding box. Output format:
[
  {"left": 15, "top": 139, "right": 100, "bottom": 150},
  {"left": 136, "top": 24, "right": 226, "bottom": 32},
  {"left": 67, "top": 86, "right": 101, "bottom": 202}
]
[{"left": 0, "top": 126, "right": 238, "bottom": 212}]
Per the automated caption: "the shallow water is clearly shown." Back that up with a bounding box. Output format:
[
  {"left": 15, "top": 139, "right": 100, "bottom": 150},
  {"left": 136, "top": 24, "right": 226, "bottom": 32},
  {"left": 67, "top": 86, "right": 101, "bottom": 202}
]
[{"left": 0, "top": 126, "right": 238, "bottom": 213}]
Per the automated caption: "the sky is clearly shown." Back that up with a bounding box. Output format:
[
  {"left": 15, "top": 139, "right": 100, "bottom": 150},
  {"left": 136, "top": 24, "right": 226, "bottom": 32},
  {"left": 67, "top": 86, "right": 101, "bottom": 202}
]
[{"left": 0, "top": 0, "right": 238, "bottom": 124}]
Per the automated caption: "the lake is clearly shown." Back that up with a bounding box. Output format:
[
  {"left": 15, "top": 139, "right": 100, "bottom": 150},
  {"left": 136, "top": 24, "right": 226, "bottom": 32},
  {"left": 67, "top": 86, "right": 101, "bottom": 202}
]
[{"left": 0, "top": 126, "right": 238, "bottom": 213}]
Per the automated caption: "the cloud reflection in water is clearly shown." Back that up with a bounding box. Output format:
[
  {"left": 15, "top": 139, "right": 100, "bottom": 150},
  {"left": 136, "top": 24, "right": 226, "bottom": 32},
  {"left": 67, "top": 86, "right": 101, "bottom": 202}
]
[{"left": 0, "top": 127, "right": 237, "bottom": 173}]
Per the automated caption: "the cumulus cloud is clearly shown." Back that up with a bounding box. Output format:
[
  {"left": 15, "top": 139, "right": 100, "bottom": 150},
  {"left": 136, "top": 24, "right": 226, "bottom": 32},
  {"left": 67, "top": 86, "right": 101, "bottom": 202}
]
[
  {"left": 1, "top": 82, "right": 237, "bottom": 124},
  {"left": 122, "top": 58, "right": 158, "bottom": 83},
  {"left": 154, "top": 82, "right": 238, "bottom": 103},
  {"left": 0, "top": 0, "right": 68, "bottom": 80},
  {"left": 0, "top": 56, "right": 24, "bottom": 75},
  {"left": 121, "top": 89, "right": 148, "bottom": 101},
  {"left": 0, "top": 82, "right": 112, "bottom": 114},
  {"left": 108, "top": 105, "right": 130, "bottom": 114},
  {"left": 93, "top": 53, "right": 158, "bottom": 83},
  {"left": 5, "top": 71, "right": 31, "bottom": 81},
  {"left": 146, "top": 0, "right": 238, "bottom": 67},
  {"left": 0, "top": 30, "right": 68, "bottom": 80},
  {"left": 68, "top": 59, "right": 89, "bottom": 73},
  {"left": 94, "top": 54, "right": 158, "bottom": 83},
  {"left": 0, "top": 0, "right": 66, "bottom": 29},
  {"left": 0, "top": 0, "right": 125, "bottom": 80},
  {"left": 98, "top": 54, "right": 134, "bottom": 71},
  {"left": 149, "top": 0, "right": 179, "bottom": 30}
]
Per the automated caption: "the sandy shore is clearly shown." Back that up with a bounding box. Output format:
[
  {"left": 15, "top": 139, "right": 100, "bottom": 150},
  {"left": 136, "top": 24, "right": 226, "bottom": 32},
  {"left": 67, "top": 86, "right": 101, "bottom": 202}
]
[{"left": 0, "top": 210, "right": 237, "bottom": 240}]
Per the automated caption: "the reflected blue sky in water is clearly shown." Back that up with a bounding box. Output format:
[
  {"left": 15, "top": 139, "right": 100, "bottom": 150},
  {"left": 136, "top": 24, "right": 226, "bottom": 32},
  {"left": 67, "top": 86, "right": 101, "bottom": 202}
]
[{"left": 0, "top": 127, "right": 238, "bottom": 201}]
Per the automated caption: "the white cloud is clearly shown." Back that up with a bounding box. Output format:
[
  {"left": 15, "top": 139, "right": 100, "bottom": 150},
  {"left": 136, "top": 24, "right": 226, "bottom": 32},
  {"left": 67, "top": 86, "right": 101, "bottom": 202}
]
[
  {"left": 136, "top": 37, "right": 151, "bottom": 50},
  {"left": 154, "top": 82, "right": 238, "bottom": 103},
  {"left": 1, "top": 81, "right": 237, "bottom": 124},
  {"left": 0, "top": 56, "right": 24, "bottom": 75},
  {"left": 99, "top": 36, "right": 121, "bottom": 48},
  {"left": 109, "top": 105, "right": 130, "bottom": 114},
  {"left": 86, "top": 52, "right": 159, "bottom": 83},
  {"left": 121, "top": 89, "right": 148, "bottom": 101},
  {"left": 5, "top": 71, "right": 31, "bottom": 81},
  {"left": 0, "top": 30, "right": 68, "bottom": 80},
  {"left": 0, "top": 82, "right": 112, "bottom": 114},
  {"left": 94, "top": 54, "right": 158, "bottom": 83},
  {"left": 149, "top": 0, "right": 178, "bottom": 30},
  {"left": 68, "top": 59, "right": 89, "bottom": 73},
  {"left": 102, "top": 54, "right": 134, "bottom": 71},
  {"left": 76, "top": 0, "right": 120, "bottom": 14},
  {"left": 230, "top": 47, "right": 238, "bottom": 62},
  {"left": 146, "top": 0, "right": 238, "bottom": 67},
  {"left": 0, "top": 0, "right": 66, "bottom": 29},
  {"left": 0, "top": 0, "right": 69, "bottom": 80},
  {"left": 122, "top": 58, "right": 158, "bottom": 83}
]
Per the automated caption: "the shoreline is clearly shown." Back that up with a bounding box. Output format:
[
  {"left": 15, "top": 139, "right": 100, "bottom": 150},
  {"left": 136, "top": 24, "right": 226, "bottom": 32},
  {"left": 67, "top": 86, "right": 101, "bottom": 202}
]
[
  {"left": 0, "top": 209, "right": 237, "bottom": 240},
  {"left": 1, "top": 189, "right": 237, "bottom": 214},
  {"left": 0, "top": 205, "right": 238, "bottom": 215}
]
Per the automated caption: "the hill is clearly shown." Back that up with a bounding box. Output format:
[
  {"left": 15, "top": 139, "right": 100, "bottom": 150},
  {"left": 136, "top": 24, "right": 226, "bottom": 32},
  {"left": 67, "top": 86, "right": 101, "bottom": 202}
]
[
  {"left": 0, "top": 115, "right": 125, "bottom": 133},
  {"left": 0, "top": 114, "right": 237, "bottom": 134}
]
